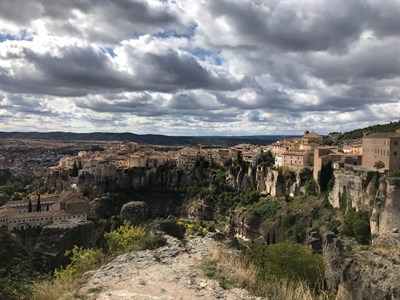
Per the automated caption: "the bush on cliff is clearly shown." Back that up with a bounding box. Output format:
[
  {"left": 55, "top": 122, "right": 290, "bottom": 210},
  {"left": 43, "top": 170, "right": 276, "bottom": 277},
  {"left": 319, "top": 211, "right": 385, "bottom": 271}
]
[
  {"left": 342, "top": 208, "right": 371, "bottom": 245},
  {"left": 104, "top": 221, "right": 166, "bottom": 255},
  {"left": 248, "top": 242, "right": 325, "bottom": 290},
  {"left": 0, "top": 230, "right": 34, "bottom": 300},
  {"left": 54, "top": 246, "right": 104, "bottom": 282}
]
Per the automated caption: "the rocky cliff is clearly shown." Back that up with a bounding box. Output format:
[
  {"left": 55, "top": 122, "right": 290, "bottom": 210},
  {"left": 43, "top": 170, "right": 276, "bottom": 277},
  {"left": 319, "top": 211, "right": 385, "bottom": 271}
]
[
  {"left": 371, "top": 177, "right": 400, "bottom": 237},
  {"left": 33, "top": 220, "right": 102, "bottom": 271},
  {"left": 227, "top": 165, "right": 301, "bottom": 197},
  {"left": 329, "top": 168, "right": 400, "bottom": 238},
  {"left": 329, "top": 168, "right": 379, "bottom": 211},
  {"left": 324, "top": 232, "right": 400, "bottom": 300},
  {"left": 77, "top": 165, "right": 204, "bottom": 195}
]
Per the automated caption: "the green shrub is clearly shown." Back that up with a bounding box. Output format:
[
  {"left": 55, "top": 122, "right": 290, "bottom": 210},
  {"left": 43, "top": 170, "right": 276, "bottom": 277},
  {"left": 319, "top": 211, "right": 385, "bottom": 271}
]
[
  {"left": 104, "top": 221, "right": 147, "bottom": 255},
  {"left": 248, "top": 242, "right": 325, "bottom": 290},
  {"left": 54, "top": 246, "right": 104, "bottom": 282},
  {"left": 304, "top": 179, "right": 318, "bottom": 196},
  {"left": 299, "top": 168, "right": 313, "bottom": 183},
  {"left": 342, "top": 208, "right": 371, "bottom": 245},
  {"left": 246, "top": 197, "right": 281, "bottom": 219}
]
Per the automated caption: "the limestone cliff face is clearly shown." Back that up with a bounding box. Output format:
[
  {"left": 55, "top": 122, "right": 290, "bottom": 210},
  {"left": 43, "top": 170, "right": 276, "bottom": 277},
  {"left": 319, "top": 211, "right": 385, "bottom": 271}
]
[
  {"left": 329, "top": 168, "right": 400, "bottom": 238},
  {"left": 77, "top": 165, "right": 199, "bottom": 194},
  {"left": 371, "top": 177, "right": 400, "bottom": 237},
  {"left": 328, "top": 168, "right": 378, "bottom": 211},
  {"left": 323, "top": 233, "right": 400, "bottom": 300},
  {"left": 228, "top": 165, "right": 301, "bottom": 197}
]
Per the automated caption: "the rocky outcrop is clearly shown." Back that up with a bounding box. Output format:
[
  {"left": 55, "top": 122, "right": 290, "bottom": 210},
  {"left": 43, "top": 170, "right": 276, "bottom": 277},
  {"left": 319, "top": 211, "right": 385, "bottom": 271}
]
[
  {"left": 323, "top": 233, "right": 400, "bottom": 300},
  {"left": 80, "top": 236, "right": 258, "bottom": 300},
  {"left": 329, "top": 168, "right": 379, "bottom": 211},
  {"left": 329, "top": 168, "right": 400, "bottom": 240},
  {"left": 33, "top": 221, "right": 100, "bottom": 271},
  {"left": 228, "top": 165, "right": 301, "bottom": 197},
  {"left": 228, "top": 210, "right": 262, "bottom": 242},
  {"left": 187, "top": 199, "right": 214, "bottom": 221},
  {"left": 77, "top": 165, "right": 206, "bottom": 195},
  {"left": 371, "top": 177, "right": 400, "bottom": 237},
  {"left": 120, "top": 201, "right": 148, "bottom": 224}
]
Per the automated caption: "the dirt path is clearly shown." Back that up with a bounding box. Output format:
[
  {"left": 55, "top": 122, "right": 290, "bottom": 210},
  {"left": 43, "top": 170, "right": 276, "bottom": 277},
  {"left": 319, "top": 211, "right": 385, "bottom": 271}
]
[{"left": 80, "top": 235, "right": 260, "bottom": 299}]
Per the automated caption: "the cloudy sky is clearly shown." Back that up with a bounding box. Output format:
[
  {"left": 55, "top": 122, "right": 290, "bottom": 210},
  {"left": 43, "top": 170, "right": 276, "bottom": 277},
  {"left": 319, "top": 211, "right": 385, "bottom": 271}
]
[{"left": 0, "top": 0, "right": 399, "bottom": 135}]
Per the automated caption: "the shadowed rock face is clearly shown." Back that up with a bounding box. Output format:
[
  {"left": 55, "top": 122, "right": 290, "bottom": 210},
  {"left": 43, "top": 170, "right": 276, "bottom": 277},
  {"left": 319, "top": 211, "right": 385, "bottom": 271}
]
[{"left": 33, "top": 221, "right": 99, "bottom": 271}]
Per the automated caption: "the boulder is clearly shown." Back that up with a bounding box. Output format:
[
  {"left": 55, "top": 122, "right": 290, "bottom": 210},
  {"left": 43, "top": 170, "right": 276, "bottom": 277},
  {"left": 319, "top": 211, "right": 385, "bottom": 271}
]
[{"left": 120, "top": 201, "right": 148, "bottom": 224}]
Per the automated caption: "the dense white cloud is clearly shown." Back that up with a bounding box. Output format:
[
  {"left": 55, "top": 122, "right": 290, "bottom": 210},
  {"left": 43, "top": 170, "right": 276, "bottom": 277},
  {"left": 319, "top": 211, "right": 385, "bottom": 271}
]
[{"left": 0, "top": 0, "right": 399, "bottom": 135}]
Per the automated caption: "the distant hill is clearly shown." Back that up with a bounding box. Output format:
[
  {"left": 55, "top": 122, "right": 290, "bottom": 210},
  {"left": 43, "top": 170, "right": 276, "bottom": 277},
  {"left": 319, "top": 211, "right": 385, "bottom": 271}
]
[
  {"left": 0, "top": 131, "right": 298, "bottom": 147},
  {"left": 340, "top": 120, "right": 400, "bottom": 140}
]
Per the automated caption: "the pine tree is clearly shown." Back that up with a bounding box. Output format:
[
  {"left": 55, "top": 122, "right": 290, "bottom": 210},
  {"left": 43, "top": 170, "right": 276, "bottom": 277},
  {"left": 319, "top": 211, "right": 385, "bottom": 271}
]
[
  {"left": 36, "top": 194, "right": 41, "bottom": 212},
  {"left": 70, "top": 161, "right": 79, "bottom": 177},
  {"left": 28, "top": 199, "right": 32, "bottom": 213}
]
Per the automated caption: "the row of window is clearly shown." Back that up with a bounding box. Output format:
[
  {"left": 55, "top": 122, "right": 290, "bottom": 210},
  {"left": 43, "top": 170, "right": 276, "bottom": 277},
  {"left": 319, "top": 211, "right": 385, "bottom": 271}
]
[
  {"left": 3, "top": 215, "right": 86, "bottom": 224},
  {"left": 364, "top": 139, "right": 398, "bottom": 146}
]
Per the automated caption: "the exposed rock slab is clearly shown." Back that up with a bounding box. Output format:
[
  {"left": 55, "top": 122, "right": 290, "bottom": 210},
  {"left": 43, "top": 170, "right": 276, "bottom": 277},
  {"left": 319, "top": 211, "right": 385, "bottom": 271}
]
[{"left": 81, "top": 236, "right": 260, "bottom": 300}]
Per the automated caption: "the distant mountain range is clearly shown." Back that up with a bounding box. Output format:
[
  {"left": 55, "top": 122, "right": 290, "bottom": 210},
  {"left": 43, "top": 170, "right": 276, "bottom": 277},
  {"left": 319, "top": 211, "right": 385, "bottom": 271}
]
[{"left": 0, "top": 131, "right": 299, "bottom": 147}]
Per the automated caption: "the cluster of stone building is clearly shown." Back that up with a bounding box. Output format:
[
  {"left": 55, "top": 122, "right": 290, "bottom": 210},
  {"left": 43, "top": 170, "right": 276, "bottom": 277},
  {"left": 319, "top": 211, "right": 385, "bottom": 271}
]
[
  {"left": 50, "top": 142, "right": 262, "bottom": 185},
  {"left": 48, "top": 130, "right": 400, "bottom": 189},
  {"left": 266, "top": 130, "right": 400, "bottom": 180},
  {"left": 0, "top": 189, "right": 89, "bottom": 231}
]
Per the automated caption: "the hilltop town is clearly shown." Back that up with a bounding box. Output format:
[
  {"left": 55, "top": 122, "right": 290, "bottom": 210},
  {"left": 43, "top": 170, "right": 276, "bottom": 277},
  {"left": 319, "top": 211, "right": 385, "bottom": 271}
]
[
  {"left": 0, "top": 124, "right": 400, "bottom": 300},
  {"left": 1, "top": 128, "right": 399, "bottom": 232}
]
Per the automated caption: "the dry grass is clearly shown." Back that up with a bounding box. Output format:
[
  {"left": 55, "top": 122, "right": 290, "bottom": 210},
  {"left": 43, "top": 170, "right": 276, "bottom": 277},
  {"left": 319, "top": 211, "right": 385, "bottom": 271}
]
[
  {"left": 207, "top": 242, "right": 333, "bottom": 300},
  {"left": 30, "top": 278, "right": 80, "bottom": 300},
  {"left": 371, "top": 245, "right": 400, "bottom": 257},
  {"left": 209, "top": 242, "right": 257, "bottom": 288},
  {"left": 256, "top": 279, "right": 332, "bottom": 300}
]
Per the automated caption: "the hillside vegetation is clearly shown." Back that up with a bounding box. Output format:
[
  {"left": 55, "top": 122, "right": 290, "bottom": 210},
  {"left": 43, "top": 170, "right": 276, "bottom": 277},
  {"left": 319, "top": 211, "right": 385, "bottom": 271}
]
[{"left": 339, "top": 120, "right": 400, "bottom": 140}]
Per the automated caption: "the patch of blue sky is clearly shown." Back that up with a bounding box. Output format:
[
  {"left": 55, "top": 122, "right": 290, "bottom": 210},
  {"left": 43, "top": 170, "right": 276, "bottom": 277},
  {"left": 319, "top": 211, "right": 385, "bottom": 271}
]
[
  {"left": 100, "top": 47, "right": 116, "bottom": 58},
  {"left": 0, "top": 30, "right": 32, "bottom": 42},
  {"left": 152, "top": 22, "right": 197, "bottom": 40},
  {"left": 183, "top": 47, "right": 223, "bottom": 65}
]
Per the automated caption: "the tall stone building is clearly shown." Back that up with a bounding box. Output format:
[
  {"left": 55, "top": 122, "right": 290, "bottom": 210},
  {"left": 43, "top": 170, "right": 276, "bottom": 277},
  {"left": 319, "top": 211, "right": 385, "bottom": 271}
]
[{"left": 362, "top": 131, "right": 400, "bottom": 171}]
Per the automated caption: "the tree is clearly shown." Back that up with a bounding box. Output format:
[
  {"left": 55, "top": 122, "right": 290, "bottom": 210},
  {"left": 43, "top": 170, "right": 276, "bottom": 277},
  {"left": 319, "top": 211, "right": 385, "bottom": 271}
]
[
  {"left": 70, "top": 161, "right": 79, "bottom": 177},
  {"left": 28, "top": 199, "right": 32, "bottom": 213},
  {"left": 36, "top": 194, "right": 41, "bottom": 212},
  {"left": 318, "top": 163, "right": 334, "bottom": 192},
  {"left": 373, "top": 160, "right": 385, "bottom": 171}
]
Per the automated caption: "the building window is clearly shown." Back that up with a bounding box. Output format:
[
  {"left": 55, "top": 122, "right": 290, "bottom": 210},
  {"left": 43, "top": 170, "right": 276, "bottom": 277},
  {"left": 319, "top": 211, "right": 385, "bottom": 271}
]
[
  {"left": 395, "top": 141, "right": 398, "bottom": 146},
  {"left": 395, "top": 152, "right": 397, "bottom": 156}
]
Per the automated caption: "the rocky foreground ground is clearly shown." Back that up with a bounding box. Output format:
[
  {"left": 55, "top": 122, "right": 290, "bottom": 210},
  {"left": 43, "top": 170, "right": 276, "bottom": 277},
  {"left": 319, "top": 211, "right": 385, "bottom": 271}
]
[{"left": 80, "top": 235, "right": 260, "bottom": 300}]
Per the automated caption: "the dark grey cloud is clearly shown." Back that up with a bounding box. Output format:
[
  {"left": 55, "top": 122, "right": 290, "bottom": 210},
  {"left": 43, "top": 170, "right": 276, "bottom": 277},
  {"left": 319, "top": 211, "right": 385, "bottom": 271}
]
[
  {"left": 0, "top": 0, "right": 399, "bottom": 134},
  {"left": 195, "top": 0, "right": 381, "bottom": 53},
  {"left": 0, "top": 43, "right": 239, "bottom": 96},
  {"left": 0, "top": 0, "right": 184, "bottom": 43}
]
